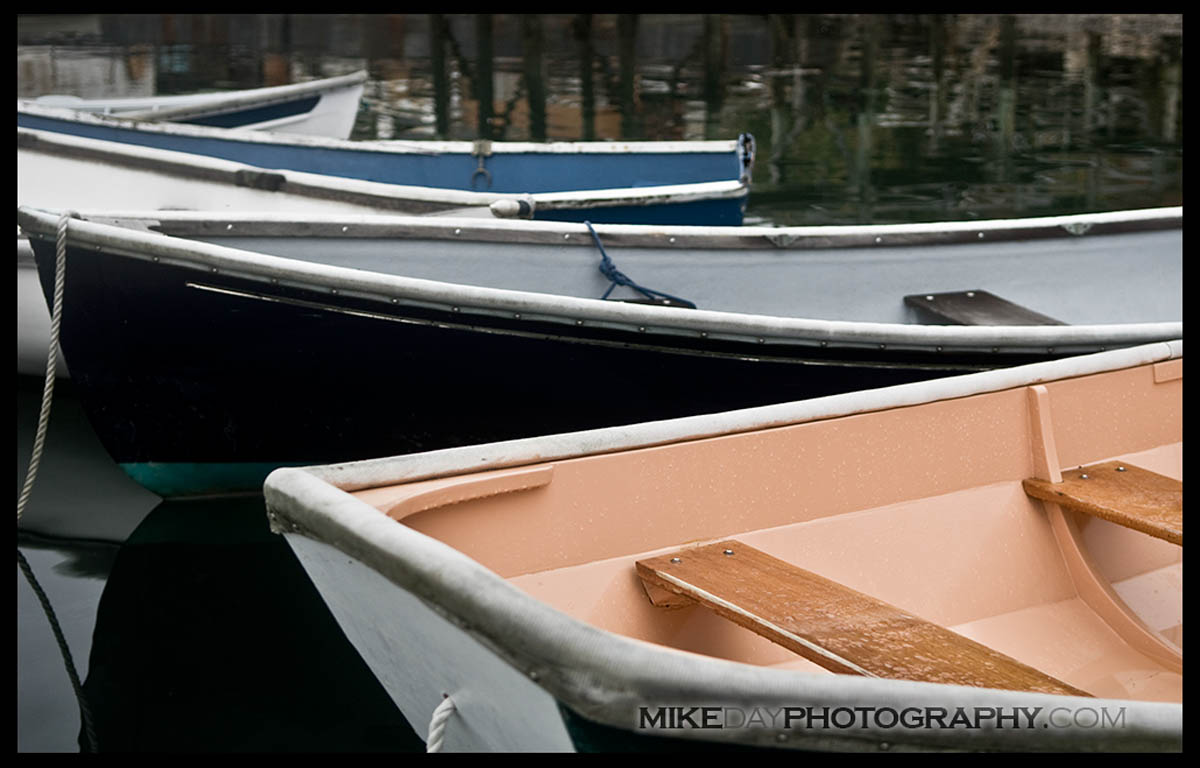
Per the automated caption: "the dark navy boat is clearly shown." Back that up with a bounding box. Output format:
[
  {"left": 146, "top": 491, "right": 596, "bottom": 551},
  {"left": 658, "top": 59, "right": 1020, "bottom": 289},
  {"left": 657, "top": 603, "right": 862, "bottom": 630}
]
[{"left": 18, "top": 206, "right": 1182, "bottom": 498}]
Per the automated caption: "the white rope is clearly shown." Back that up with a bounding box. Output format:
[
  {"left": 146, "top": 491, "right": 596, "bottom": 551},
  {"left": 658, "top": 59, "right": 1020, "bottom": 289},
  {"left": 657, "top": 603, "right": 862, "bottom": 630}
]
[
  {"left": 15, "top": 209, "right": 99, "bottom": 751},
  {"left": 17, "top": 210, "right": 75, "bottom": 522},
  {"left": 425, "top": 695, "right": 457, "bottom": 753}
]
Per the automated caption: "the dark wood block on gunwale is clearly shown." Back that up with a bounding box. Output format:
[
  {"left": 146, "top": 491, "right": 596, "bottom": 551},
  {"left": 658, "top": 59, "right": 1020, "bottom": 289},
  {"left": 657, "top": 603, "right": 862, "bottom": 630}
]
[{"left": 904, "top": 289, "right": 1066, "bottom": 326}]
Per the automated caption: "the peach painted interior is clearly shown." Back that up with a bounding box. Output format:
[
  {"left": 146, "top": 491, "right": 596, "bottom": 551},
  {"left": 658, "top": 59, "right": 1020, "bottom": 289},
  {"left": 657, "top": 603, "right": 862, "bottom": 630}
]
[{"left": 353, "top": 361, "right": 1183, "bottom": 702}]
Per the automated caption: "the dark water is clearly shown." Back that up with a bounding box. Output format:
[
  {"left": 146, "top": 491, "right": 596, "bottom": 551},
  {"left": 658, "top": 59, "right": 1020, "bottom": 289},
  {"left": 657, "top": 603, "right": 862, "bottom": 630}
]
[
  {"left": 17, "top": 14, "right": 1182, "bottom": 225},
  {"left": 17, "top": 379, "right": 425, "bottom": 752},
  {"left": 15, "top": 13, "right": 1183, "bottom": 753}
]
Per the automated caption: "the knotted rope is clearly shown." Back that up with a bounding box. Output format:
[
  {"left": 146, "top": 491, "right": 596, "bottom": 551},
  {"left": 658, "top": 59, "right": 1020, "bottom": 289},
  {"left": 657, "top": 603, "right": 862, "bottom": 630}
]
[{"left": 584, "top": 221, "right": 696, "bottom": 308}]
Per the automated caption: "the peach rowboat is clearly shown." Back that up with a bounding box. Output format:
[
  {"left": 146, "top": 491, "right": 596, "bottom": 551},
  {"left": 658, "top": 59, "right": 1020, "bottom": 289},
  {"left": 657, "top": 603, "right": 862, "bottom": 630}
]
[{"left": 264, "top": 340, "right": 1182, "bottom": 752}]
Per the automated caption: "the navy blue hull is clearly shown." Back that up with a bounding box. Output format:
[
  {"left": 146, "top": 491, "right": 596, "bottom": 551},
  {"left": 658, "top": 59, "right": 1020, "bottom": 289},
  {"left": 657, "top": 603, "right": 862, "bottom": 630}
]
[
  {"left": 31, "top": 238, "right": 1061, "bottom": 497},
  {"left": 176, "top": 94, "right": 321, "bottom": 128},
  {"left": 535, "top": 195, "right": 747, "bottom": 225}
]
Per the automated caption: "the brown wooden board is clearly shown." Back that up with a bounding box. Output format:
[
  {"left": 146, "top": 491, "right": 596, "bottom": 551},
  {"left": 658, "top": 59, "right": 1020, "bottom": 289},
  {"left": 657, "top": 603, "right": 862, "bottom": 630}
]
[
  {"left": 904, "top": 290, "right": 1066, "bottom": 326},
  {"left": 1024, "top": 461, "right": 1182, "bottom": 546},
  {"left": 635, "top": 540, "right": 1090, "bottom": 696}
]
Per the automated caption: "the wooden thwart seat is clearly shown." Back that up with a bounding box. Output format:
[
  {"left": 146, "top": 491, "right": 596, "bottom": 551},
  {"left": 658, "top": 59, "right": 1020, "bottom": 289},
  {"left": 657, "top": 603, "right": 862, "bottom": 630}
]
[
  {"left": 635, "top": 540, "right": 1090, "bottom": 697},
  {"left": 1023, "top": 461, "right": 1183, "bottom": 546},
  {"left": 904, "top": 289, "right": 1066, "bottom": 326}
]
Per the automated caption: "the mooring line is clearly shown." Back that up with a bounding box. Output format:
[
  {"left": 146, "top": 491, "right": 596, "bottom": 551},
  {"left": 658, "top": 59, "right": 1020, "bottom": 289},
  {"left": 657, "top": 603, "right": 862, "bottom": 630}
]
[
  {"left": 426, "top": 694, "right": 458, "bottom": 753},
  {"left": 17, "top": 210, "right": 99, "bottom": 752},
  {"left": 17, "top": 210, "right": 73, "bottom": 521}
]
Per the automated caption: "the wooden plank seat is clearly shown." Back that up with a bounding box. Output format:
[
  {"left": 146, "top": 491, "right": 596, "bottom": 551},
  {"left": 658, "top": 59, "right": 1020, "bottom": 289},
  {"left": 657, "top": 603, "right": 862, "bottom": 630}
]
[
  {"left": 636, "top": 540, "right": 1090, "bottom": 696},
  {"left": 1023, "top": 461, "right": 1183, "bottom": 546},
  {"left": 904, "top": 289, "right": 1066, "bottom": 326}
]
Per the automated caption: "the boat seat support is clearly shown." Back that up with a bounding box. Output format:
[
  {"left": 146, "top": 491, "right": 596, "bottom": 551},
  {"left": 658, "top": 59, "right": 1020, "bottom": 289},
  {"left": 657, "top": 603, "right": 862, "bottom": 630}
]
[
  {"left": 635, "top": 539, "right": 1089, "bottom": 696},
  {"left": 1024, "top": 384, "right": 1182, "bottom": 672}
]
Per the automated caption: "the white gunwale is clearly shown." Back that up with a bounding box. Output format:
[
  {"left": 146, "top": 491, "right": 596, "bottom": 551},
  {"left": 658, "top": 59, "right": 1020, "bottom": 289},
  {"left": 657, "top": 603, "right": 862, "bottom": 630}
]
[{"left": 15, "top": 206, "right": 1183, "bottom": 355}]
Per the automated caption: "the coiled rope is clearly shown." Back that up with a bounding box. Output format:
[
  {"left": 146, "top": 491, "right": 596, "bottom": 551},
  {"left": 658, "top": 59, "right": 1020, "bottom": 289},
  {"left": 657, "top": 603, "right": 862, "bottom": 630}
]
[
  {"left": 425, "top": 694, "right": 457, "bottom": 753},
  {"left": 17, "top": 210, "right": 99, "bottom": 752},
  {"left": 584, "top": 221, "right": 696, "bottom": 309}
]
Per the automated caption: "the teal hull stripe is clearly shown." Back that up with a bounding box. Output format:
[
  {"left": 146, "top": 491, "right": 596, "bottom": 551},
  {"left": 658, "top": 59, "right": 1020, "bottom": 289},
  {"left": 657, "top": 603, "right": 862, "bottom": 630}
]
[{"left": 119, "top": 461, "right": 312, "bottom": 498}]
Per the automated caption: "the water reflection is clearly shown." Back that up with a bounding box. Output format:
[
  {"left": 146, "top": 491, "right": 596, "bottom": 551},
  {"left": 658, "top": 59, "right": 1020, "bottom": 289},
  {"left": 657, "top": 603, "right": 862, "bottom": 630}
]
[
  {"left": 16, "top": 14, "right": 1183, "bottom": 224},
  {"left": 20, "top": 533, "right": 120, "bottom": 581},
  {"left": 78, "top": 497, "right": 423, "bottom": 752},
  {"left": 17, "top": 379, "right": 422, "bottom": 752},
  {"left": 17, "top": 535, "right": 112, "bottom": 752}
]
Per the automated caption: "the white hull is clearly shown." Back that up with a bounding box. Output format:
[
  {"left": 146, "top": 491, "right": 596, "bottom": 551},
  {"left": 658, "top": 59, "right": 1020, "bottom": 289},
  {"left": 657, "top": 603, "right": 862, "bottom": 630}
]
[
  {"left": 17, "top": 238, "right": 69, "bottom": 377},
  {"left": 16, "top": 134, "right": 405, "bottom": 215},
  {"left": 286, "top": 533, "right": 575, "bottom": 752},
  {"left": 21, "top": 71, "right": 367, "bottom": 140}
]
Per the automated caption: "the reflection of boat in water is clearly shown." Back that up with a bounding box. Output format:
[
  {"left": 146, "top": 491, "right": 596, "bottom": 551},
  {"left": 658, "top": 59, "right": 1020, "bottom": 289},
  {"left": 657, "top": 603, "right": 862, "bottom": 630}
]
[
  {"left": 17, "top": 532, "right": 116, "bottom": 753},
  {"left": 76, "top": 497, "right": 424, "bottom": 752},
  {"left": 18, "top": 375, "right": 151, "bottom": 752},
  {"left": 18, "top": 379, "right": 421, "bottom": 751}
]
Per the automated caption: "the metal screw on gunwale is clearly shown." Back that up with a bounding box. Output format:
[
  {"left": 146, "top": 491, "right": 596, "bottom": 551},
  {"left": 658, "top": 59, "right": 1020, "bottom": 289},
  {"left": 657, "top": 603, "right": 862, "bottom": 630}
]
[
  {"left": 723, "top": 549, "right": 735, "bottom": 556},
  {"left": 670, "top": 557, "right": 682, "bottom": 564}
]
